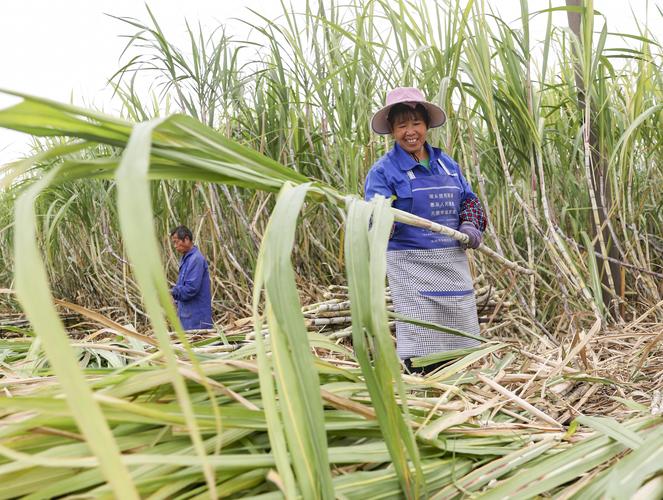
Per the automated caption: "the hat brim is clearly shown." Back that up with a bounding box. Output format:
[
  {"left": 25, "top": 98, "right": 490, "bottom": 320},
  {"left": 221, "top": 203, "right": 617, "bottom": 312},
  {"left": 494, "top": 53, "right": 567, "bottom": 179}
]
[{"left": 370, "top": 100, "right": 446, "bottom": 135}]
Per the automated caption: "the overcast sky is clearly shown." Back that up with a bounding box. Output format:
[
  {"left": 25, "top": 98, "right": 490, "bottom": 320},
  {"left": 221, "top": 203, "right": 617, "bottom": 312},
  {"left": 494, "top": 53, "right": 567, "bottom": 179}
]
[{"left": 0, "top": 0, "right": 659, "bottom": 164}]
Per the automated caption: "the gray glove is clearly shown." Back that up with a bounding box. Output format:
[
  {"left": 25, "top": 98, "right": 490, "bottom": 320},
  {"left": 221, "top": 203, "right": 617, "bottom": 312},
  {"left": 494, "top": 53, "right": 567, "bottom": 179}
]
[{"left": 459, "top": 222, "right": 482, "bottom": 249}]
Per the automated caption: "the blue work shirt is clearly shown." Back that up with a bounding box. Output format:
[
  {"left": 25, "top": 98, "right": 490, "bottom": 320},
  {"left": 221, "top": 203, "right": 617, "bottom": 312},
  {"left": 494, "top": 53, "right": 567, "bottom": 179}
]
[
  {"left": 171, "top": 246, "right": 213, "bottom": 330},
  {"left": 364, "top": 142, "right": 478, "bottom": 250}
]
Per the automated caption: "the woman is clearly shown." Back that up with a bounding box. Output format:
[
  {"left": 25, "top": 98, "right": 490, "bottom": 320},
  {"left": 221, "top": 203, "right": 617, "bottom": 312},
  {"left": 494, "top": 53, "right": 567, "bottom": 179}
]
[{"left": 364, "top": 87, "right": 487, "bottom": 375}]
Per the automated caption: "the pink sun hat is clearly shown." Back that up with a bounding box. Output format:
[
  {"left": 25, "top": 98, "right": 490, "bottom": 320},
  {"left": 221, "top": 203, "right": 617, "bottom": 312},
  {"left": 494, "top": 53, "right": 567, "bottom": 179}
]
[{"left": 370, "top": 87, "right": 446, "bottom": 135}]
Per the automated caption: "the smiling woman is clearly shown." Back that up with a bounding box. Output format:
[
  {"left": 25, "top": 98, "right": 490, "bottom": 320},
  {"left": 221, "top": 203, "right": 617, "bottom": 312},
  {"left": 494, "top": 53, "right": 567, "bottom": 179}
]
[{"left": 365, "top": 87, "right": 488, "bottom": 373}]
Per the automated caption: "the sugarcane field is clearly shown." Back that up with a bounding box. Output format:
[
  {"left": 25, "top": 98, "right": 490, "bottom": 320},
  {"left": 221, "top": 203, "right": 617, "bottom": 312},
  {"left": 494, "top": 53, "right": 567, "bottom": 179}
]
[{"left": 0, "top": 0, "right": 662, "bottom": 498}]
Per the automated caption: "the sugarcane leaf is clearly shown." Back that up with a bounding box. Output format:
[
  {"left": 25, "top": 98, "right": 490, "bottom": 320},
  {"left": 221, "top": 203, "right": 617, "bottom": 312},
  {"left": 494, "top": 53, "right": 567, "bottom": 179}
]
[
  {"left": 114, "top": 117, "right": 220, "bottom": 495},
  {"left": 344, "top": 195, "right": 424, "bottom": 499},
  {"left": 431, "top": 437, "right": 557, "bottom": 498},
  {"left": 609, "top": 396, "right": 649, "bottom": 412},
  {"left": 256, "top": 181, "right": 334, "bottom": 499},
  {"left": 12, "top": 166, "right": 139, "bottom": 499},
  {"left": 410, "top": 345, "right": 485, "bottom": 367},
  {"left": 476, "top": 437, "right": 625, "bottom": 499},
  {"left": 606, "top": 423, "right": 663, "bottom": 499},
  {"left": 390, "top": 311, "right": 487, "bottom": 343},
  {"left": 575, "top": 415, "right": 643, "bottom": 449}
]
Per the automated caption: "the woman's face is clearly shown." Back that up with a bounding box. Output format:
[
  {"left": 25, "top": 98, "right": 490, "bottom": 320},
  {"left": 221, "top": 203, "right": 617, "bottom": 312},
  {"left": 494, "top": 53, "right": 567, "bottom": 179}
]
[{"left": 390, "top": 112, "right": 428, "bottom": 156}]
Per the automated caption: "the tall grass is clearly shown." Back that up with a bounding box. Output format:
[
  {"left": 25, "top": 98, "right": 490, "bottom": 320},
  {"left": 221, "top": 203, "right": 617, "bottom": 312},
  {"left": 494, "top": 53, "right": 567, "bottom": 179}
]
[{"left": 1, "top": 0, "right": 660, "bottom": 327}]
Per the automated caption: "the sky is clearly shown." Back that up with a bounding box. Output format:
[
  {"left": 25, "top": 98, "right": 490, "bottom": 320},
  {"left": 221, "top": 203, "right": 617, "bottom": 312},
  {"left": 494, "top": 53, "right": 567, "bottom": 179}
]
[{"left": 0, "top": 0, "right": 660, "bottom": 164}]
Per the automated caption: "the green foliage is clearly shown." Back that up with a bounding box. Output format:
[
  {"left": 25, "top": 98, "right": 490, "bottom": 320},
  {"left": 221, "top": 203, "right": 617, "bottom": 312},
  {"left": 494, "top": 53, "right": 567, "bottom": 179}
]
[
  {"left": 2, "top": 0, "right": 660, "bottom": 325},
  {"left": 0, "top": 1, "right": 662, "bottom": 497}
]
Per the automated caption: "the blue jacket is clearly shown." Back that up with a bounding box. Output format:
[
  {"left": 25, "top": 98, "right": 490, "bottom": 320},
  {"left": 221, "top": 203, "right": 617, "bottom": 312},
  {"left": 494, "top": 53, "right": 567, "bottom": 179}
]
[
  {"left": 171, "top": 246, "right": 213, "bottom": 330},
  {"left": 364, "top": 143, "right": 480, "bottom": 250},
  {"left": 365, "top": 143, "right": 477, "bottom": 213}
]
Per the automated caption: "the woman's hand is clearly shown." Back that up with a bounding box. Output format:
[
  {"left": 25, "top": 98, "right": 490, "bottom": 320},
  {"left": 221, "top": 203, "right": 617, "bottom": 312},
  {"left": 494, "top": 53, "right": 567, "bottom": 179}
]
[{"left": 459, "top": 222, "right": 482, "bottom": 249}]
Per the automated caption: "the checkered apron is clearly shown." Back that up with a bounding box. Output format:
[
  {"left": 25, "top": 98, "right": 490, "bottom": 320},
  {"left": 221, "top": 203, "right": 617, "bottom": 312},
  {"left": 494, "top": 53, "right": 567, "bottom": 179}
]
[
  {"left": 385, "top": 160, "right": 481, "bottom": 359},
  {"left": 387, "top": 247, "right": 481, "bottom": 358}
]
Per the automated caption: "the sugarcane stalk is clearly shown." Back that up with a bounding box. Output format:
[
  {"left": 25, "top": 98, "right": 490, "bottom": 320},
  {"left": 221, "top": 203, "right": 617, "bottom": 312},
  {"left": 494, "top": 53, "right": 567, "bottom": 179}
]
[
  {"left": 390, "top": 207, "right": 534, "bottom": 275},
  {"left": 331, "top": 194, "right": 533, "bottom": 274}
]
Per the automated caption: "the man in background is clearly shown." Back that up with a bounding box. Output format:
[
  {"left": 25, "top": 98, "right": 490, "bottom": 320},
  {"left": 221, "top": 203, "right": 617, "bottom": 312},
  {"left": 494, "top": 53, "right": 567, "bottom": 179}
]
[{"left": 170, "top": 225, "right": 213, "bottom": 330}]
